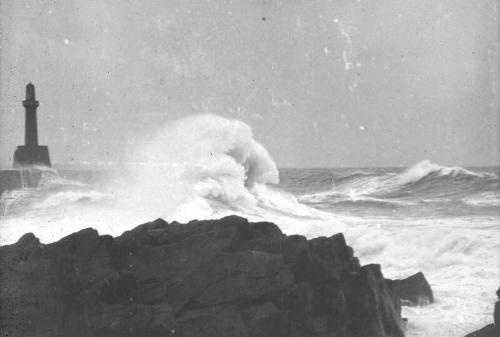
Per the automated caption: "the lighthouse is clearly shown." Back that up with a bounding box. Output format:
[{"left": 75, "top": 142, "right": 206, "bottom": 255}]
[{"left": 13, "top": 83, "right": 51, "bottom": 168}]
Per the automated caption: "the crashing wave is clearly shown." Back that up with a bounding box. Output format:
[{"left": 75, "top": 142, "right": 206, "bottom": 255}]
[
  {"left": 0, "top": 114, "right": 346, "bottom": 244},
  {"left": 125, "top": 114, "right": 281, "bottom": 215},
  {"left": 396, "top": 160, "right": 485, "bottom": 185},
  {"left": 300, "top": 160, "right": 499, "bottom": 208}
]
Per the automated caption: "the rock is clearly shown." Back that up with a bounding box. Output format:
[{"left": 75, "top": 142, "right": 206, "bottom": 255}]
[
  {"left": 344, "top": 264, "right": 404, "bottom": 337},
  {"left": 464, "top": 324, "right": 499, "bottom": 337},
  {"left": 495, "top": 302, "right": 500, "bottom": 327},
  {"left": 177, "top": 305, "right": 247, "bottom": 337},
  {"left": 242, "top": 302, "right": 280, "bottom": 337},
  {"left": 495, "top": 287, "right": 500, "bottom": 326},
  {"left": 178, "top": 251, "right": 294, "bottom": 309},
  {"left": 463, "top": 287, "right": 500, "bottom": 337},
  {"left": 387, "top": 272, "right": 434, "bottom": 306},
  {"left": 0, "top": 215, "right": 405, "bottom": 337}
]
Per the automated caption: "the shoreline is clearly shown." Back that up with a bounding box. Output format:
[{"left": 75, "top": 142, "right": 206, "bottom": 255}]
[{"left": 1, "top": 166, "right": 498, "bottom": 336}]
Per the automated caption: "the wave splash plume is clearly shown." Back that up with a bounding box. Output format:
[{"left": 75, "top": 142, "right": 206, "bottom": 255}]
[
  {"left": 0, "top": 114, "right": 335, "bottom": 245},
  {"left": 127, "top": 114, "right": 280, "bottom": 218}
]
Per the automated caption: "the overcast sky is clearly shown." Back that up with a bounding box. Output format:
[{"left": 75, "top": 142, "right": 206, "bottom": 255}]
[{"left": 0, "top": 0, "right": 498, "bottom": 168}]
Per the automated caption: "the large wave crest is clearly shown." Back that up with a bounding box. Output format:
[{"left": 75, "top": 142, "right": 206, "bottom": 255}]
[{"left": 300, "top": 160, "right": 499, "bottom": 210}]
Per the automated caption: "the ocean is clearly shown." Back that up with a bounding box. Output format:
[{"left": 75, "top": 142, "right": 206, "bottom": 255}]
[{"left": 0, "top": 115, "right": 499, "bottom": 336}]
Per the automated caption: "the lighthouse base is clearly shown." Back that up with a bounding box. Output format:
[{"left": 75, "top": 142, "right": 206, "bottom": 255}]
[{"left": 13, "top": 145, "right": 51, "bottom": 168}]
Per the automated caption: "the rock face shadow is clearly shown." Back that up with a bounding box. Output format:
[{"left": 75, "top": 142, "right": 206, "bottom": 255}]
[{"left": 0, "top": 215, "right": 424, "bottom": 337}]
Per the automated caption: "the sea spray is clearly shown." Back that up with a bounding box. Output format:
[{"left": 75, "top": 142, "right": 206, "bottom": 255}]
[
  {"left": 0, "top": 114, "right": 331, "bottom": 243},
  {"left": 116, "top": 114, "right": 283, "bottom": 221}
]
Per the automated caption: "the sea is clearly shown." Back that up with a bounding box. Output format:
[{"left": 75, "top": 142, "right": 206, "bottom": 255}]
[{"left": 0, "top": 114, "right": 498, "bottom": 336}]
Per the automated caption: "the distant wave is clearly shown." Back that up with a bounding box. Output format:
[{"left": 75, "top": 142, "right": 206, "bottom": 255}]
[
  {"left": 301, "top": 160, "right": 499, "bottom": 209},
  {"left": 333, "top": 171, "right": 379, "bottom": 185},
  {"left": 397, "top": 160, "right": 488, "bottom": 184}
]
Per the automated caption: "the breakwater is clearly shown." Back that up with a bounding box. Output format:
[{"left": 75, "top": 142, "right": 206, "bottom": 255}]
[{"left": 0, "top": 169, "right": 109, "bottom": 196}]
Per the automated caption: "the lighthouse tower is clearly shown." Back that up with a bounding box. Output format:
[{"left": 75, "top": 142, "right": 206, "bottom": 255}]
[{"left": 13, "top": 83, "right": 51, "bottom": 168}]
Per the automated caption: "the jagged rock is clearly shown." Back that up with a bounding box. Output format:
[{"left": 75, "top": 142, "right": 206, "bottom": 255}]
[
  {"left": 344, "top": 264, "right": 404, "bottom": 337},
  {"left": 386, "top": 272, "right": 433, "bottom": 306},
  {"left": 0, "top": 215, "right": 405, "bottom": 337}
]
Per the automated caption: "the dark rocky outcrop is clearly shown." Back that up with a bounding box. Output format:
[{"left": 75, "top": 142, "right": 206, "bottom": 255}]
[
  {"left": 464, "top": 324, "right": 499, "bottom": 337},
  {"left": 464, "top": 287, "right": 500, "bottom": 337},
  {"left": 0, "top": 215, "right": 406, "bottom": 337},
  {"left": 386, "top": 272, "right": 433, "bottom": 306},
  {"left": 495, "top": 287, "right": 500, "bottom": 327}
]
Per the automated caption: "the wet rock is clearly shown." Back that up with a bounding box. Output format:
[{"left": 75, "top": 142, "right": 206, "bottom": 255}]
[
  {"left": 0, "top": 215, "right": 405, "bottom": 337},
  {"left": 387, "top": 272, "right": 434, "bottom": 306}
]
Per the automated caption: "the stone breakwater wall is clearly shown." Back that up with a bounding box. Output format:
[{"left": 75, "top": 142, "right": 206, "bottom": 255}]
[{"left": 0, "top": 169, "right": 110, "bottom": 195}]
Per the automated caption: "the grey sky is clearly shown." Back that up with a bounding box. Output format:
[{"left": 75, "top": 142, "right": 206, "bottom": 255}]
[{"left": 1, "top": 0, "right": 498, "bottom": 168}]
